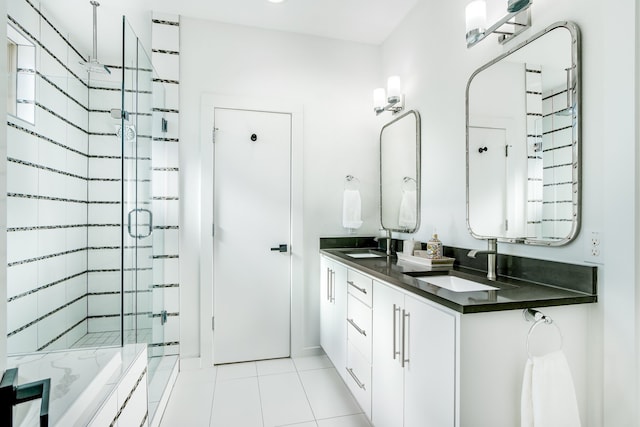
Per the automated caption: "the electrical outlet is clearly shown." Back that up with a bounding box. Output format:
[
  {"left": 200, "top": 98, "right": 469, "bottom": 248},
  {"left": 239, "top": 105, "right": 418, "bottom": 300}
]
[{"left": 585, "top": 231, "right": 603, "bottom": 264}]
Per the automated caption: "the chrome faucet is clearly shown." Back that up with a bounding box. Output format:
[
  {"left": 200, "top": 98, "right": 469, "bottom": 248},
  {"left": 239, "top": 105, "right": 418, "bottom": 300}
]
[
  {"left": 467, "top": 238, "right": 497, "bottom": 281},
  {"left": 385, "top": 229, "right": 392, "bottom": 256}
]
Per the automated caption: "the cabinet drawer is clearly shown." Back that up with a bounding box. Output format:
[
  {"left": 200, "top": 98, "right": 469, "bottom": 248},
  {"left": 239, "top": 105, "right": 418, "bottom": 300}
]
[
  {"left": 346, "top": 341, "right": 372, "bottom": 419},
  {"left": 347, "top": 294, "right": 372, "bottom": 362},
  {"left": 347, "top": 269, "right": 373, "bottom": 306}
]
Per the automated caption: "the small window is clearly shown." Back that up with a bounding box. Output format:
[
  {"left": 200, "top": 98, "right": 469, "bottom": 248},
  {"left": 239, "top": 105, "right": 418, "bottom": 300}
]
[{"left": 7, "top": 23, "right": 35, "bottom": 124}]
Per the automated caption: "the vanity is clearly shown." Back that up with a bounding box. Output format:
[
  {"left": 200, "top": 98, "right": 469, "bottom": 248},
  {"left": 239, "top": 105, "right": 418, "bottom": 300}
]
[
  {"left": 321, "top": 21, "right": 593, "bottom": 426},
  {"left": 319, "top": 242, "right": 596, "bottom": 426}
]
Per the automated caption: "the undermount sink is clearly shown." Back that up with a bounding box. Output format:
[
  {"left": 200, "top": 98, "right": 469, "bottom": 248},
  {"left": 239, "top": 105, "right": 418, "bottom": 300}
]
[
  {"left": 345, "top": 252, "right": 384, "bottom": 259},
  {"left": 415, "top": 275, "right": 498, "bottom": 293}
]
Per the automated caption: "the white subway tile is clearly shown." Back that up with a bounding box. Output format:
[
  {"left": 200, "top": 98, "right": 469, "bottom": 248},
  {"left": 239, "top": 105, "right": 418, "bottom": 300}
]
[
  {"left": 7, "top": 229, "right": 37, "bottom": 265},
  {"left": 7, "top": 263, "right": 38, "bottom": 299},
  {"left": 7, "top": 325, "right": 38, "bottom": 354},
  {"left": 7, "top": 292, "right": 38, "bottom": 332},
  {"left": 151, "top": 52, "right": 179, "bottom": 81},
  {"left": 7, "top": 161, "right": 38, "bottom": 197},
  {"left": 152, "top": 21, "right": 180, "bottom": 52}
]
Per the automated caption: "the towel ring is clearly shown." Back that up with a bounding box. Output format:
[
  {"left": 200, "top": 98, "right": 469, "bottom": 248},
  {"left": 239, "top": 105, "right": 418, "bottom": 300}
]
[
  {"left": 525, "top": 315, "right": 564, "bottom": 359},
  {"left": 345, "top": 175, "right": 360, "bottom": 191},
  {"left": 401, "top": 176, "right": 417, "bottom": 191}
]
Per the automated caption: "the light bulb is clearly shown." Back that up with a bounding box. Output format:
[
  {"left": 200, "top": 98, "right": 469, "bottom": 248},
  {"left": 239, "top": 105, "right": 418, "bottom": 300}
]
[
  {"left": 373, "top": 88, "right": 386, "bottom": 112},
  {"left": 465, "top": 0, "right": 486, "bottom": 44},
  {"left": 387, "top": 76, "right": 401, "bottom": 103}
]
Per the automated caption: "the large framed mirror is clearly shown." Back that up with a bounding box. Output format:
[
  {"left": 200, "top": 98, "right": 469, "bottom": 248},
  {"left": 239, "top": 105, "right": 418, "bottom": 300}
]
[
  {"left": 466, "top": 21, "right": 580, "bottom": 246},
  {"left": 380, "top": 109, "right": 421, "bottom": 233}
]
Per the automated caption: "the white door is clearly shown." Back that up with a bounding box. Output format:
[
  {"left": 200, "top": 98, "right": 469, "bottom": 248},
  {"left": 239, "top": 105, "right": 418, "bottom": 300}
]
[
  {"left": 468, "top": 126, "right": 508, "bottom": 237},
  {"left": 213, "top": 108, "right": 291, "bottom": 364}
]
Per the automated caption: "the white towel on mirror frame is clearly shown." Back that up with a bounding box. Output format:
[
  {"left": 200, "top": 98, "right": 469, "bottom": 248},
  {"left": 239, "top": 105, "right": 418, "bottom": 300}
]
[
  {"left": 342, "top": 189, "right": 363, "bottom": 229},
  {"left": 521, "top": 350, "right": 581, "bottom": 427},
  {"left": 398, "top": 189, "right": 417, "bottom": 228}
]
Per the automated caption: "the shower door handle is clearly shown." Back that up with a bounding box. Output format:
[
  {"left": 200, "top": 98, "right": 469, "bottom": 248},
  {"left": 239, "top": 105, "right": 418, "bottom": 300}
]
[{"left": 127, "top": 208, "right": 153, "bottom": 239}]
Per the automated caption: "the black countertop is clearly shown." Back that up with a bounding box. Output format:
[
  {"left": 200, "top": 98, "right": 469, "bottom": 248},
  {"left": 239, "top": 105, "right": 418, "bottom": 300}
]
[{"left": 320, "top": 247, "right": 597, "bottom": 314}]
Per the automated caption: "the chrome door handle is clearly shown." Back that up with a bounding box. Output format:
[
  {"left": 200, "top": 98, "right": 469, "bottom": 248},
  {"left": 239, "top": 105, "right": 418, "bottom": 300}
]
[
  {"left": 270, "top": 244, "right": 288, "bottom": 252},
  {"left": 346, "top": 367, "right": 366, "bottom": 390},
  {"left": 347, "top": 281, "right": 367, "bottom": 294},
  {"left": 127, "top": 208, "right": 153, "bottom": 239},
  {"left": 347, "top": 318, "right": 366, "bottom": 336}
]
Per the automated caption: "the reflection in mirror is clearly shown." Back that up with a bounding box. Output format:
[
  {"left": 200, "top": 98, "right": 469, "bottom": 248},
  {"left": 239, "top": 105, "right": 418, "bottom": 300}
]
[
  {"left": 380, "top": 110, "right": 421, "bottom": 233},
  {"left": 7, "top": 23, "right": 36, "bottom": 124},
  {"left": 466, "top": 22, "right": 580, "bottom": 245}
]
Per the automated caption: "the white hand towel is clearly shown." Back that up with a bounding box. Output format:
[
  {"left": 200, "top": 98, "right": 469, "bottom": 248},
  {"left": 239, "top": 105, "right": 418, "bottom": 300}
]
[
  {"left": 398, "top": 189, "right": 417, "bottom": 228},
  {"left": 342, "top": 189, "right": 363, "bottom": 229},
  {"left": 521, "top": 350, "right": 581, "bottom": 427}
]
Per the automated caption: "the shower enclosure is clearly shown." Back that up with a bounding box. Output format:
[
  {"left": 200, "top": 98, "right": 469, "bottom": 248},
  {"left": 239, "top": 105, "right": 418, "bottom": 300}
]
[{"left": 5, "top": 0, "right": 177, "bottom": 421}]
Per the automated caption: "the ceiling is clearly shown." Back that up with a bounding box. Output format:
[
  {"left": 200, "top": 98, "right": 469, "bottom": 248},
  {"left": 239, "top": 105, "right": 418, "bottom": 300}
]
[{"left": 36, "top": 0, "right": 420, "bottom": 58}]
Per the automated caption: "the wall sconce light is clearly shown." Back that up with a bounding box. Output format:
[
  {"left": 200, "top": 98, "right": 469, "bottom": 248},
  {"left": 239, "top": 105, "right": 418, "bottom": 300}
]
[
  {"left": 465, "top": 0, "right": 532, "bottom": 48},
  {"left": 373, "top": 75, "right": 405, "bottom": 115}
]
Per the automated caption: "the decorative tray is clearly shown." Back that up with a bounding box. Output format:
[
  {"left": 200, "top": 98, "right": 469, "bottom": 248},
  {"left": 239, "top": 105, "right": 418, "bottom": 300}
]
[{"left": 396, "top": 253, "right": 455, "bottom": 267}]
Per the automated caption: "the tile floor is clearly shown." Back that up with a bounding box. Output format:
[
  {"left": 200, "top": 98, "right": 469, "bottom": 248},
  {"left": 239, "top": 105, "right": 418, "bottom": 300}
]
[
  {"left": 160, "top": 355, "right": 372, "bottom": 427},
  {"left": 70, "top": 329, "right": 153, "bottom": 348}
]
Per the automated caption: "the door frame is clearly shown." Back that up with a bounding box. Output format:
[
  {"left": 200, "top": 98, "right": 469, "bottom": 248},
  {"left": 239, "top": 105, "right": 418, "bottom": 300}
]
[{"left": 199, "top": 94, "right": 304, "bottom": 366}]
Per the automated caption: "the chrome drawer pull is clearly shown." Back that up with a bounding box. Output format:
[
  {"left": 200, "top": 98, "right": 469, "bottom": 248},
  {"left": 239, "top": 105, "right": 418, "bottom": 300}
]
[
  {"left": 347, "top": 281, "right": 367, "bottom": 294},
  {"left": 347, "top": 318, "right": 367, "bottom": 336},
  {"left": 346, "top": 367, "right": 366, "bottom": 390}
]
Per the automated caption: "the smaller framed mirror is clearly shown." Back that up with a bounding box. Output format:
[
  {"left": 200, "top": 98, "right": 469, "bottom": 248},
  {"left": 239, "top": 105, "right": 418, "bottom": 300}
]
[
  {"left": 466, "top": 22, "right": 580, "bottom": 246},
  {"left": 380, "top": 110, "right": 421, "bottom": 233}
]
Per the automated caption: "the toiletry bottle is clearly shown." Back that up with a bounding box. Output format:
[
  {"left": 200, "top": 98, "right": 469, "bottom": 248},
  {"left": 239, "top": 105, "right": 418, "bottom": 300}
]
[{"left": 426, "top": 234, "right": 443, "bottom": 259}]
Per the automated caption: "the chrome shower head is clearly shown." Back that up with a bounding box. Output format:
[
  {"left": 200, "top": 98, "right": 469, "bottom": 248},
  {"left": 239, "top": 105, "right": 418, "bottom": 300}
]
[{"left": 80, "top": 1, "right": 111, "bottom": 74}]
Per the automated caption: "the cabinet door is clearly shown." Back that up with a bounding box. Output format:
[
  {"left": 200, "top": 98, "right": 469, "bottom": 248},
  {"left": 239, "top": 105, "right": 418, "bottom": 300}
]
[
  {"left": 403, "top": 295, "right": 456, "bottom": 427},
  {"left": 332, "top": 263, "right": 348, "bottom": 379},
  {"left": 372, "top": 281, "right": 405, "bottom": 427},
  {"left": 319, "top": 256, "right": 333, "bottom": 358}
]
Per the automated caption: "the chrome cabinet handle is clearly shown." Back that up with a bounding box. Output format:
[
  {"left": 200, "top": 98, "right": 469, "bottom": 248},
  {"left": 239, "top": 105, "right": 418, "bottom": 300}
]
[
  {"left": 393, "top": 304, "right": 401, "bottom": 361},
  {"left": 326, "top": 268, "right": 330, "bottom": 302},
  {"left": 330, "top": 270, "right": 335, "bottom": 303},
  {"left": 347, "top": 281, "right": 367, "bottom": 294},
  {"left": 401, "top": 310, "right": 410, "bottom": 368},
  {"left": 347, "top": 318, "right": 366, "bottom": 336},
  {"left": 346, "top": 367, "right": 366, "bottom": 390}
]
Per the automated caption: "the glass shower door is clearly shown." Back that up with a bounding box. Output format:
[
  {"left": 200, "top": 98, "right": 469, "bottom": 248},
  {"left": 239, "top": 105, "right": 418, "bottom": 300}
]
[{"left": 121, "top": 18, "right": 161, "bottom": 348}]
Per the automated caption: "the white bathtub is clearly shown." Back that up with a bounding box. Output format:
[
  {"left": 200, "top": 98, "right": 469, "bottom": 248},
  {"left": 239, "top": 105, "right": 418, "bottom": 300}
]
[{"left": 8, "top": 345, "right": 146, "bottom": 427}]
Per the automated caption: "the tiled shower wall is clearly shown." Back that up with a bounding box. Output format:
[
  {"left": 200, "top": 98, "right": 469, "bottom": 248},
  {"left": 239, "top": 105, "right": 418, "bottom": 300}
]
[
  {"left": 525, "top": 65, "right": 543, "bottom": 238},
  {"left": 6, "top": 0, "right": 90, "bottom": 352},
  {"left": 6, "top": 0, "right": 180, "bottom": 355},
  {"left": 150, "top": 12, "right": 180, "bottom": 356}
]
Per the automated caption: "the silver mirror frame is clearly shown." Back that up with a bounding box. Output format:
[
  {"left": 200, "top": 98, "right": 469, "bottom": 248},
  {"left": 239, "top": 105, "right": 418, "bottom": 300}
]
[
  {"left": 465, "top": 21, "right": 581, "bottom": 246},
  {"left": 380, "top": 109, "right": 422, "bottom": 233}
]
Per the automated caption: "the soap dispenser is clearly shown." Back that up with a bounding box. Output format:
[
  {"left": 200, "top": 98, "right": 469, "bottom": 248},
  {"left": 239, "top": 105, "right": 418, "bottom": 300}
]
[{"left": 426, "top": 233, "right": 443, "bottom": 259}]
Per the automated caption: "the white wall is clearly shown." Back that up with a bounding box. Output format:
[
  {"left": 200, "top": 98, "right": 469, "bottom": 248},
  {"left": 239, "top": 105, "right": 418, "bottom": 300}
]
[
  {"left": 380, "top": 0, "right": 636, "bottom": 425},
  {"left": 179, "top": 19, "right": 382, "bottom": 357}
]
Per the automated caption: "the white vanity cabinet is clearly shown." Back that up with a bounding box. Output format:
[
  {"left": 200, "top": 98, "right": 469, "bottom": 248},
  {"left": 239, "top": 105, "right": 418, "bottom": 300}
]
[
  {"left": 319, "top": 253, "right": 590, "bottom": 427},
  {"left": 372, "top": 280, "right": 456, "bottom": 427},
  {"left": 345, "top": 269, "right": 374, "bottom": 418},
  {"left": 320, "top": 256, "right": 348, "bottom": 382}
]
